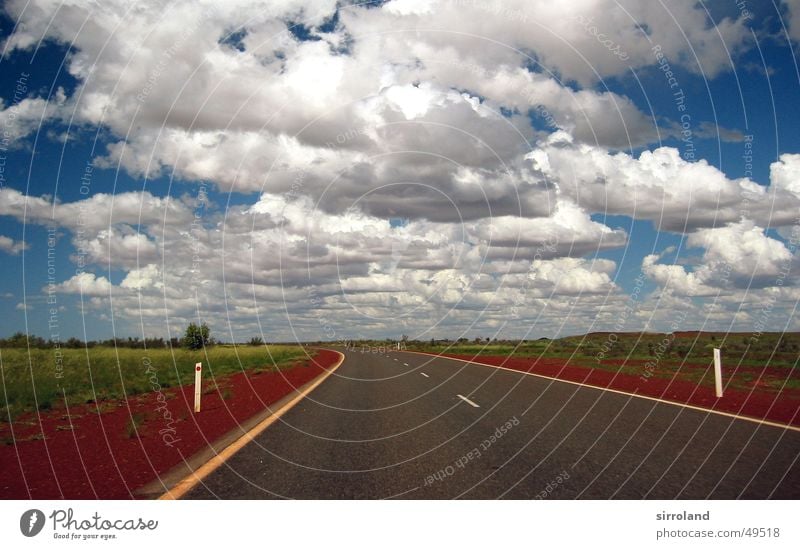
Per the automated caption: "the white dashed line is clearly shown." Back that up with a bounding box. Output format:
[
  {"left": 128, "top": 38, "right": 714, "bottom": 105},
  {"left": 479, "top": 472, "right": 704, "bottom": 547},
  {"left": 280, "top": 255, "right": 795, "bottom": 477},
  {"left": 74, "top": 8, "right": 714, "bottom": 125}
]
[
  {"left": 420, "top": 372, "right": 429, "bottom": 378},
  {"left": 402, "top": 351, "right": 800, "bottom": 433},
  {"left": 457, "top": 394, "right": 480, "bottom": 408}
]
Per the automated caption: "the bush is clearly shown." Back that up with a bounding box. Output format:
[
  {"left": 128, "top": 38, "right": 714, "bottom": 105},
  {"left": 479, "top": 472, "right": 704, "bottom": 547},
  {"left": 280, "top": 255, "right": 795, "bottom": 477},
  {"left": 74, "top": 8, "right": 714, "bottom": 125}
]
[{"left": 183, "top": 323, "right": 210, "bottom": 350}]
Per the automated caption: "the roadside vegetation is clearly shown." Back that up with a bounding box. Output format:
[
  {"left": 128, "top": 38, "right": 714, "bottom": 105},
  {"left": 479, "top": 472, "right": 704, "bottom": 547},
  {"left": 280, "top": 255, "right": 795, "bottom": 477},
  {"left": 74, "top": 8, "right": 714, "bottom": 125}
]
[
  {"left": 333, "top": 332, "right": 800, "bottom": 392},
  {"left": 341, "top": 332, "right": 799, "bottom": 366},
  {"left": 0, "top": 324, "right": 308, "bottom": 421}
]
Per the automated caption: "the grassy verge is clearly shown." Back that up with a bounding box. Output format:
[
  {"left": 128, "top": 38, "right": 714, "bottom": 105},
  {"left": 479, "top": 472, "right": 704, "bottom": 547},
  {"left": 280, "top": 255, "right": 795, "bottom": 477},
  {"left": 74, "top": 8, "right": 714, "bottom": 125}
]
[
  {"left": 407, "top": 332, "right": 800, "bottom": 366},
  {"left": 402, "top": 332, "right": 800, "bottom": 391},
  {"left": 0, "top": 345, "right": 309, "bottom": 422}
]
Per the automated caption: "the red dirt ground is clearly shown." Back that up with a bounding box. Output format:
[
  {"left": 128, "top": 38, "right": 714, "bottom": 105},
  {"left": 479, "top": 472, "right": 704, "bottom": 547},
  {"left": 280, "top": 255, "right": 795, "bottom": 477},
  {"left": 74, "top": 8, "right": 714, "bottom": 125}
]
[
  {"left": 0, "top": 349, "right": 340, "bottom": 499},
  {"left": 436, "top": 354, "right": 800, "bottom": 428}
]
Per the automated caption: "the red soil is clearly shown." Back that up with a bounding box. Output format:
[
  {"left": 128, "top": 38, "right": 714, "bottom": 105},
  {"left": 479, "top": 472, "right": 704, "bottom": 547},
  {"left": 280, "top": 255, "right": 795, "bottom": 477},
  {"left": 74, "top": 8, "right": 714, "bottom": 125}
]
[
  {"left": 437, "top": 354, "right": 800, "bottom": 428},
  {"left": 0, "top": 349, "right": 340, "bottom": 499}
]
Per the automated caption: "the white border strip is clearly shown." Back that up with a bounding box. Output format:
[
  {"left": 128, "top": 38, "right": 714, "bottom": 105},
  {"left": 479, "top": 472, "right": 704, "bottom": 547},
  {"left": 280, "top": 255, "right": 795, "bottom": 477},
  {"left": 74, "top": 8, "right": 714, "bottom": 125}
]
[
  {"left": 159, "top": 351, "right": 346, "bottom": 499},
  {"left": 404, "top": 351, "right": 800, "bottom": 433}
]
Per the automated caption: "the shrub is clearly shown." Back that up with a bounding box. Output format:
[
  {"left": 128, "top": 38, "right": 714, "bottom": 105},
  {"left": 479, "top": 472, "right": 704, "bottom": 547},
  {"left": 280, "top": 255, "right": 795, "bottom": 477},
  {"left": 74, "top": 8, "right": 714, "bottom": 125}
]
[{"left": 183, "top": 323, "right": 210, "bottom": 350}]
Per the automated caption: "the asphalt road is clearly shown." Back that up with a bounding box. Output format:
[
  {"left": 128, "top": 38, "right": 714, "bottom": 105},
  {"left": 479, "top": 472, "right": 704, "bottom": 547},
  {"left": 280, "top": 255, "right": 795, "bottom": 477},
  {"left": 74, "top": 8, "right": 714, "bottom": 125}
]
[{"left": 184, "top": 349, "right": 800, "bottom": 499}]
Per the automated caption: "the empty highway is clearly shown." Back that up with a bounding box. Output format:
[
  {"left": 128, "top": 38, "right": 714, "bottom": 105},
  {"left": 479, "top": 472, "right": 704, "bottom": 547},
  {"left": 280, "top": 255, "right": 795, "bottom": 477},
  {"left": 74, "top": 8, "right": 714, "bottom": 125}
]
[{"left": 182, "top": 349, "right": 800, "bottom": 499}]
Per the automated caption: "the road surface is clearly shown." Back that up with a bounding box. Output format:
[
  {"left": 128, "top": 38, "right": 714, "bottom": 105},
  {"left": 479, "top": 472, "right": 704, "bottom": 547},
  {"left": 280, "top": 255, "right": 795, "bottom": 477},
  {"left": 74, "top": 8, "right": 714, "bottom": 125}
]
[{"left": 183, "top": 349, "right": 800, "bottom": 499}]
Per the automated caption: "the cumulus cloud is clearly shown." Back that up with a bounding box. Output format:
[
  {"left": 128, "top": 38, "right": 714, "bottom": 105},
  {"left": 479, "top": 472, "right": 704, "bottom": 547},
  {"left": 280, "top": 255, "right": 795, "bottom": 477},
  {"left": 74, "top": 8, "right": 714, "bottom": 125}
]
[
  {"left": 643, "top": 219, "right": 797, "bottom": 295},
  {"left": 0, "top": 0, "right": 794, "bottom": 338},
  {"left": 642, "top": 253, "right": 718, "bottom": 297},
  {"left": 1, "top": 186, "right": 622, "bottom": 337},
  {"left": 688, "top": 220, "right": 795, "bottom": 286},
  {"left": 529, "top": 135, "right": 800, "bottom": 232},
  {"left": 0, "top": 88, "right": 67, "bottom": 146},
  {"left": 341, "top": 0, "right": 751, "bottom": 86},
  {"left": 470, "top": 200, "right": 627, "bottom": 259},
  {"left": 0, "top": 0, "right": 754, "bottom": 207},
  {"left": 0, "top": 235, "right": 27, "bottom": 255},
  {"left": 0, "top": 188, "right": 193, "bottom": 231},
  {"left": 770, "top": 153, "right": 800, "bottom": 197},
  {"left": 120, "top": 264, "right": 162, "bottom": 291},
  {"left": 50, "top": 272, "right": 115, "bottom": 296}
]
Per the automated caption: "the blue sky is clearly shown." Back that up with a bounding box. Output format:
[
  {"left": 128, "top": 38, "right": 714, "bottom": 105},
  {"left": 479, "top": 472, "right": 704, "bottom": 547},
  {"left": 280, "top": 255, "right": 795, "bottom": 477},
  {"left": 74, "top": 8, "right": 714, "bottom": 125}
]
[{"left": 1, "top": 0, "right": 800, "bottom": 342}]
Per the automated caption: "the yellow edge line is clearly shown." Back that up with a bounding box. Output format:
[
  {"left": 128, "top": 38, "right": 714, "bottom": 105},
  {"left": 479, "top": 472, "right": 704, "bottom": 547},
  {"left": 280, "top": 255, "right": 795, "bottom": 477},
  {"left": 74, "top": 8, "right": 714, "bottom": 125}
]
[
  {"left": 159, "top": 350, "right": 346, "bottom": 500},
  {"left": 402, "top": 350, "right": 800, "bottom": 433}
]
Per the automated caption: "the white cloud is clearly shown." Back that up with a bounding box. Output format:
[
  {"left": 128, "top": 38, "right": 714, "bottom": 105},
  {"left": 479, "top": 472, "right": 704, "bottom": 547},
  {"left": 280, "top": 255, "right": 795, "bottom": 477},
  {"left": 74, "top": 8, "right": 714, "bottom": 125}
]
[
  {"left": 643, "top": 219, "right": 797, "bottom": 295},
  {"left": 527, "top": 257, "right": 617, "bottom": 296},
  {"left": 0, "top": 88, "right": 66, "bottom": 146},
  {"left": 688, "top": 220, "right": 795, "bottom": 285},
  {"left": 341, "top": 0, "right": 751, "bottom": 86},
  {"left": 529, "top": 138, "right": 800, "bottom": 232},
  {"left": 770, "top": 153, "right": 800, "bottom": 197},
  {"left": 0, "top": 235, "right": 28, "bottom": 255},
  {"left": 0, "top": 186, "right": 624, "bottom": 338},
  {"left": 51, "top": 272, "right": 115, "bottom": 297},
  {"left": 0, "top": 0, "right": 752, "bottom": 207},
  {"left": 0, "top": 0, "right": 794, "bottom": 339},
  {"left": 75, "top": 227, "right": 160, "bottom": 270},
  {"left": 783, "top": 0, "right": 800, "bottom": 41},
  {"left": 470, "top": 200, "right": 627, "bottom": 259},
  {"left": 642, "top": 253, "right": 717, "bottom": 297},
  {"left": 120, "top": 264, "right": 162, "bottom": 291},
  {"left": 0, "top": 188, "right": 193, "bottom": 231}
]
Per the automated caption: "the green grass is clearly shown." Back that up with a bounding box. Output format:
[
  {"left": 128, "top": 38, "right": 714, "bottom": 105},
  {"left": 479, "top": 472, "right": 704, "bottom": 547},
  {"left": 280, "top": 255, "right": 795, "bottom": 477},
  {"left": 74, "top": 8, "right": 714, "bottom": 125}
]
[
  {"left": 407, "top": 332, "right": 800, "bottom": 367},
  {"left": 403, "top": 332, "right": 800, "bottom": 391},
  {"left": 0, "top": 345, "right": 308, "bottom": 422}
]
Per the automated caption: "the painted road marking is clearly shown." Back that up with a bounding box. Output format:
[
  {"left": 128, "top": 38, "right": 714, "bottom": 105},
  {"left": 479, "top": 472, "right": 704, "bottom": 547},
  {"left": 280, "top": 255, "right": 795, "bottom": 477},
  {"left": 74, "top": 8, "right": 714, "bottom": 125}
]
[
  {"left": 457, "top": 394, "right": 480, "bottom": 408},
  {"left": 404, "top": 351, "right": 800, "bottom": 433},
  {"left": 420, "top": 372, "right": 429, "bottom": 378},
  {"left": 159, "top": 351, "right": 346, "bottom": 500}
]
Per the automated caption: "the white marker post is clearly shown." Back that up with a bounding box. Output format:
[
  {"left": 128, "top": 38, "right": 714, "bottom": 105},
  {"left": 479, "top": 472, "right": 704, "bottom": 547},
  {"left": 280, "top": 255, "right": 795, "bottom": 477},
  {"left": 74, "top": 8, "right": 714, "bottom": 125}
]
[
  {"left": 713, "top": 348, "right": 723, "bottom": 398},
  {"left": 194, "top": 362, "right": 202, "bottom": 413}
]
